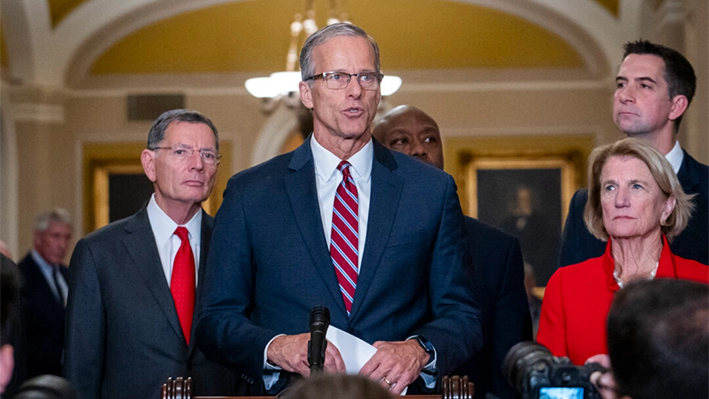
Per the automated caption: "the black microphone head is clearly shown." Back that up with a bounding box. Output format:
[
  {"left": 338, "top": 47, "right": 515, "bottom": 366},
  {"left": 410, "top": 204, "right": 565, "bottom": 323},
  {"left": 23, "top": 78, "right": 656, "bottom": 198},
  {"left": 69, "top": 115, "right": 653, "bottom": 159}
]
[{"left": 310, "top": 306, "right": 330, "bottom": 327}]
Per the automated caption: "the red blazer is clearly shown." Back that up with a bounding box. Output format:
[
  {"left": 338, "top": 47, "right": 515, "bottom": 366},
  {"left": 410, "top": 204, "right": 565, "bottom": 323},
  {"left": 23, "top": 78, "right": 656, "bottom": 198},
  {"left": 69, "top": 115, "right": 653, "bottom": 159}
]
[{"left": 538, "top": 235, "right": 708, "bottom": 365}]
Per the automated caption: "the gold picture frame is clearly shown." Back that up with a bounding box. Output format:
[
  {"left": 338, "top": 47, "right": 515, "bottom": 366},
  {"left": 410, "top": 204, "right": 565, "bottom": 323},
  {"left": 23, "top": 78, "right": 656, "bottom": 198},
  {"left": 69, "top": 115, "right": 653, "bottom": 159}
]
[{"left": 466, "top": 156, "right": 575, "bottom": 222}]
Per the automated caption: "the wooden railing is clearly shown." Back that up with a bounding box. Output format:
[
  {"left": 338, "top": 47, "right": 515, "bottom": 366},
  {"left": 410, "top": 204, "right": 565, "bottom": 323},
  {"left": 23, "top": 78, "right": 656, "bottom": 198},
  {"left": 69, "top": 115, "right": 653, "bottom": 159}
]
[{"left": 162, "top": 375, "right": 474, "bottom": 399}]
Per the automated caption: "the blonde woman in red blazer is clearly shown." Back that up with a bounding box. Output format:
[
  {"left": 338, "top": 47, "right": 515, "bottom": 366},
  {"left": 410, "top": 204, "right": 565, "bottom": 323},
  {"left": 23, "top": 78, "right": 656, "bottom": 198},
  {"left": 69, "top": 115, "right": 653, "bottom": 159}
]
[{"left": 538, "top": 138, "right": 708, "bottom": 365}]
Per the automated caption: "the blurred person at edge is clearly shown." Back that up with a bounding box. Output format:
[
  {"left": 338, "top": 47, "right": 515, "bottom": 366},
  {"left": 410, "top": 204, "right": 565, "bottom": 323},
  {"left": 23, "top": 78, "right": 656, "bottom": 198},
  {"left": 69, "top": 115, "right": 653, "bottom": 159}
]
[
  {"left": 17, "top": 209, "right": 72, "bottom": 379},
  {"left": 589, "top": 279, "right": 708, "bottom": 399}
]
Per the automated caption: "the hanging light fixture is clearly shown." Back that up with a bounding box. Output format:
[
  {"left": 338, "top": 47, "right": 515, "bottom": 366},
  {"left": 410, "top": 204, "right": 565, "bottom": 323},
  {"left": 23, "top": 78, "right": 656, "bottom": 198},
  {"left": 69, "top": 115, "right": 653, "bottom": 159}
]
[{"left": 245, "top": 0, "right": 402, "bottom": 100}]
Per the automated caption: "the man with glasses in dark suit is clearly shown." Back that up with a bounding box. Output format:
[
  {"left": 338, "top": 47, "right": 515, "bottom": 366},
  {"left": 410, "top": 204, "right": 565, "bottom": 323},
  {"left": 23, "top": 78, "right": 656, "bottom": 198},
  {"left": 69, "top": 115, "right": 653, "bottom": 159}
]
[{"left": 64, "top": 109, "right": 240, "bottom": 399}]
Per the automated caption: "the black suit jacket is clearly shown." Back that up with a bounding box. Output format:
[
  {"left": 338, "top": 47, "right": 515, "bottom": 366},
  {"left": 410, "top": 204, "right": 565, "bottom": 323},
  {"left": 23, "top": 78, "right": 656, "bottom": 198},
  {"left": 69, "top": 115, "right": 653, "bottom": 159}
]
[
  {"left": 558, "top": 150, "right": 708, "bottom": 267},
  {"left": 17, "top": 252, "right": 69, "bottom": 378},
  {"left": 453, "top": 217, "right": 531, "bottom": 399},
  {"left": 64, "top": 207, "right": 241, "bottom": 399},
  {"left": 197, "top": 138, "right": 483, "bottom": 394}
]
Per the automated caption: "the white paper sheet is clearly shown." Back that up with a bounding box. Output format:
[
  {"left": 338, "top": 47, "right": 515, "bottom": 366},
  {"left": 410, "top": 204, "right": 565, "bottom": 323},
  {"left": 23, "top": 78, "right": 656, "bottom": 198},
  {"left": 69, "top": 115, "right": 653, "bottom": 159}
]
[{"left": 325, "top": 325, "right": 408, "bottom": 395}]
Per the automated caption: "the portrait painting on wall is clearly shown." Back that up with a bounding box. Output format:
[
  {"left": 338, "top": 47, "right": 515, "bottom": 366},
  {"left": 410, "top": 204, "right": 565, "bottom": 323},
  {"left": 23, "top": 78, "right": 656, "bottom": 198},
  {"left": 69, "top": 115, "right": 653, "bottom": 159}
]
[{"left": 467, "top": 157, "right": 575, "bottom": 286}]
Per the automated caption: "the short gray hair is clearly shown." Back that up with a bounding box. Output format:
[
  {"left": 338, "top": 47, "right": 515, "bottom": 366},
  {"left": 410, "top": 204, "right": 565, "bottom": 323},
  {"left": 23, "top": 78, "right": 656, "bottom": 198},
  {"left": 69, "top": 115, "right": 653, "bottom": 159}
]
[
  {"left": 299, "top": 23, "right": 380, "bottom": 81},
  {"left": 584, "top": 138, "right": 695, "bottom": 241},
  {"left": 34, "top": 208, "right": 72, "bottom": 233},
  {"left": 147, "top": 109, "right": 219, "bottom": 151}
]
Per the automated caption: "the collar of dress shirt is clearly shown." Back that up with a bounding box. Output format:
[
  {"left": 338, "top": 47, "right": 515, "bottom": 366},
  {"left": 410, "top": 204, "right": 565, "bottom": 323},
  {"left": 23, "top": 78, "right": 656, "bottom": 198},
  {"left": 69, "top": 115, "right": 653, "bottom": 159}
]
[
  {"left": 146, "top": 193, "right": 202, "bottom": 248},
  {"left": 31, "top": 248, "right": 59, "bottom": 289},
  {"left": 310, "top": 134, "right": 374, "bottom": 184},
  {"left": 32, "top": 248, "right": 55, "bottom": 269},
  {"left": 664, "top": 140, "right": 684, "bottom": 175}
]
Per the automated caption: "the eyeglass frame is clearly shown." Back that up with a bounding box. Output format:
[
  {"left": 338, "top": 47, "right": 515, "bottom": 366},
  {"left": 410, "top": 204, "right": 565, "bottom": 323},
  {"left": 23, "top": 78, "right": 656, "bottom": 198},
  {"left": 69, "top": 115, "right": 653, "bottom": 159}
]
[
  {"left": 303, "top": 71, "right": 384, "bottom": 90},
  {"left": 150, "top": 145, "right": 222, "bottom": 165}
]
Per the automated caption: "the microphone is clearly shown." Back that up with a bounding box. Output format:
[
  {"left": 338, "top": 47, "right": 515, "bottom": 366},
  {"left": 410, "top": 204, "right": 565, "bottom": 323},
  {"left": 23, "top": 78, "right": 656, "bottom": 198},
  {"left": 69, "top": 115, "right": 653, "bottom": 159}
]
[{"left": 307, "top": 306, "right": 330, "bottom": 374}]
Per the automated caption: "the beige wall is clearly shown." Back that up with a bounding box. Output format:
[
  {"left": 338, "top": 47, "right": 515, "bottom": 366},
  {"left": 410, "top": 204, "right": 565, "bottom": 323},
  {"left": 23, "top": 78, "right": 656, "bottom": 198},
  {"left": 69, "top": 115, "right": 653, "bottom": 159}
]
[
  {"left": 2, "top": 0, "right": 707, "bottom": 259},
  {"left": 4, "top": 76, "right": 618, "bottom": 259}
]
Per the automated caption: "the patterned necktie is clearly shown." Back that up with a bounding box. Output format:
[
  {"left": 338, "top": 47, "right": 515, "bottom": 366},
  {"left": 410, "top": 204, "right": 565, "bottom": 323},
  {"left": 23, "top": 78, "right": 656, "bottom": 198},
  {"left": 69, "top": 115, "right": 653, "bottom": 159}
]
[
  {"left": 330, "top": 161, "right": 359, "bottom": 314},
  {"left": 171, "top": 227, "right": 195, "bottom": 344},
  {"left": 52, "top": 266, "right": 65, "bottom": 307}
]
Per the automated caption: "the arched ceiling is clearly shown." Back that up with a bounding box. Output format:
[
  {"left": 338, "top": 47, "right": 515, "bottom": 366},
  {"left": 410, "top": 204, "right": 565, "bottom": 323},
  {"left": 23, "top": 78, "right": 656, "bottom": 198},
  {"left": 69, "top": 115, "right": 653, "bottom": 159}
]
[
  {"left": 49, "top": 0, "right": 86, "bottom": 27},
  {"left": 90, "top": 0, "right": 585, "bottom": 75},
  {"left": 2, "top": 0, "right": 639, "bottom": 87},
  {"left": 46, "top": 0, "right": 621, "bottom": 28}
]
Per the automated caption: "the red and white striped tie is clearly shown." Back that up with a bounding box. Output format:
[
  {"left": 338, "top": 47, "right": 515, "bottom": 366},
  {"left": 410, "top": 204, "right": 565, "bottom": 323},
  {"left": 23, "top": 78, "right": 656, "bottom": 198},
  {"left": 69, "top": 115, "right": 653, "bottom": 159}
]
[{"left": 330, "top": 161, "right": 359, "bottom": 315}]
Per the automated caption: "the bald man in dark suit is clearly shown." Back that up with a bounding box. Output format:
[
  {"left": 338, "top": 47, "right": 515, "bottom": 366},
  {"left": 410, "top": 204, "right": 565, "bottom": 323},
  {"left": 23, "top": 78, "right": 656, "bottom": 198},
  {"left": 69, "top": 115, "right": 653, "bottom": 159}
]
[{"left": 374, "top": 105, "right": 532, "bottom": 399}]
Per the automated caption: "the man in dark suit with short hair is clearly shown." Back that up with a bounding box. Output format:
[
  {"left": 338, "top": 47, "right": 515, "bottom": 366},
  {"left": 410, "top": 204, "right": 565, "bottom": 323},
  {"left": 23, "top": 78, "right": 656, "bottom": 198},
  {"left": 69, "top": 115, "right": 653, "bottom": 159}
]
[
  {"left": 64, "top": 109, "right": 240, "bottom": 399},
  {"left": 17, "top": 209, "right": 72, "bottom": 379},
  {"left": 559, "top": 40, "right": 708, "bottom": 268},
  {"left": 197, "top": 24, "right": 483, "bottom": 396},
  {"left": 373, "top": 105, "right": 532, "bottom": 399}
]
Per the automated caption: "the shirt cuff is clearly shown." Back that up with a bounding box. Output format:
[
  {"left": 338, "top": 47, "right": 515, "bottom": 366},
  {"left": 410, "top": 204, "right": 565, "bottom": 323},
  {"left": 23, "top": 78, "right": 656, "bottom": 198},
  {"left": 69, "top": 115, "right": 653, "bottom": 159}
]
[{"left": 263, "top": 334, "right": 284, "bottom": 391}]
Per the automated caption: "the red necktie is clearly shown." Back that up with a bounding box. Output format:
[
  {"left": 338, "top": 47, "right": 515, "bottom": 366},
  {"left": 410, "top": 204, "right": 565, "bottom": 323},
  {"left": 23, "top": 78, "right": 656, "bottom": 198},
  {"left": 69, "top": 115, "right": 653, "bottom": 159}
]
[
  {"left": 171, "top": 227, "right": 195, "bottom": 344},
  {"left": 330, "top": 161, "right": 359, "bottom": 314}
]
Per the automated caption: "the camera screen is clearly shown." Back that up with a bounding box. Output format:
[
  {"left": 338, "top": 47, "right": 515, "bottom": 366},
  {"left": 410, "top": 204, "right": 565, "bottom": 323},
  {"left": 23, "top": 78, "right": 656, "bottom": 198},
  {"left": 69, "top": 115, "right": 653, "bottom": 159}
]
[{"left": 539, "top": 387, "right": 585, "bottom": 399}]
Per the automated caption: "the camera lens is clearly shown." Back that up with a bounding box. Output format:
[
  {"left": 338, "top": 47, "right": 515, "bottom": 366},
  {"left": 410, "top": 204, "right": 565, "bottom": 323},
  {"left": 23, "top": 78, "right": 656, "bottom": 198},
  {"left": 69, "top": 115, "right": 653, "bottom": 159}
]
[{"left": 503, "top": 342, "right": 554, "bottom": 392}]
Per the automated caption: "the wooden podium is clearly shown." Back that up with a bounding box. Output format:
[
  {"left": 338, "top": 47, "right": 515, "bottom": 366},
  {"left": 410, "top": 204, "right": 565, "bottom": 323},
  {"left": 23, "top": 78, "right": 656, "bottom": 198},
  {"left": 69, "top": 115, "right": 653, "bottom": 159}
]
[{"left": 162, "top": 375, "right": 474, "bottom": 399}]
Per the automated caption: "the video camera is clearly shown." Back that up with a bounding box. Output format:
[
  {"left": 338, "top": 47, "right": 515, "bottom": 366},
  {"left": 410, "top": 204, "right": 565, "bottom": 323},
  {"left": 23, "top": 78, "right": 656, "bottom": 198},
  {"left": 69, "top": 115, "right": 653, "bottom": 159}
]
[{"left": 503, "top": 342, "right": 606, "bottom": 399}]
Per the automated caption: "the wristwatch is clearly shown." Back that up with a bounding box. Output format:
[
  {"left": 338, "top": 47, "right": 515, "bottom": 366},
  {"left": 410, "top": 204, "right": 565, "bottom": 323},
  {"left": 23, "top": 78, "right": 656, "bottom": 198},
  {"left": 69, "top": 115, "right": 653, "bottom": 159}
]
[{"left": 416, "top": 335, "right": 435, "bottom": 363}]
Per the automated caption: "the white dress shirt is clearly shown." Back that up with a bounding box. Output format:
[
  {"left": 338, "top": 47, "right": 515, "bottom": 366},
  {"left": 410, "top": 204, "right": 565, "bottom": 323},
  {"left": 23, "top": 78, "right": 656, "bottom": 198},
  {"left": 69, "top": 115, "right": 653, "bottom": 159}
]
[
  {"left": 665, "top": 140, "right": 684, "bottom": 175},
  {"left": 311, "top": 134, "right": 373, "bottom": 266},
  {"left": 146, "top": 194, "right": 202, "bottom": 286}
]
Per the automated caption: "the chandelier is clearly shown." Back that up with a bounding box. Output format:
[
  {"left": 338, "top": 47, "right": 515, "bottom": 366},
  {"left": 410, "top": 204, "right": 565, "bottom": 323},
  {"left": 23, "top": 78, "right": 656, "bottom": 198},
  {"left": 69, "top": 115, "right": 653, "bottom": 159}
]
[{"left": 245, "top": 0, "right": 402, "bottom": 100}]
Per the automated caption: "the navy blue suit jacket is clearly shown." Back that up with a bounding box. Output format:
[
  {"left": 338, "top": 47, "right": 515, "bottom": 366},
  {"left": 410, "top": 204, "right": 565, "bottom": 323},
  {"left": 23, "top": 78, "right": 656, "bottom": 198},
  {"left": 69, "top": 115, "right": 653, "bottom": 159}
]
[
  {"left": 64, "top": 207, "right": 240, "bottom": 399},
  {"left": 17, "top": 253, "right": 69, "bottom": 378},
  {"left": 197, "top": 138, "right": 484, "bottom": 394},
  {"left": 453, "top": 217, "right": 531, "bottom": 399},
  {"left": 558, "top": 150, "right": 708, "bottom": 267}
]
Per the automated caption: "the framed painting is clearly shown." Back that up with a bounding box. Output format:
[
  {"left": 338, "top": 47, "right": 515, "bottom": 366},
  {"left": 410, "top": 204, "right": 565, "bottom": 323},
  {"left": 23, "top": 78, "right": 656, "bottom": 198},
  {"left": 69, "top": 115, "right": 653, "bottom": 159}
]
[
  {"left": 467, "top": 156, "right": 575, "bottom": 285},
  {"left": 444, "top": 134, "right": 593, "bottom": 287}
]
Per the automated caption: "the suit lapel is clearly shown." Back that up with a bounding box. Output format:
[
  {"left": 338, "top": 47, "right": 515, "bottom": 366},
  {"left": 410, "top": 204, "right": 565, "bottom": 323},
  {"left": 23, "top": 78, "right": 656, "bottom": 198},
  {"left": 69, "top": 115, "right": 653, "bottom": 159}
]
[
  {"left": 26, "top": 256, "right": 65, "bottom": 312},
  {"left": 189, "top": 212, "right": 213, "bottom": 355},
  {"left": 349, "top": 141, "right": 403, "bottom": 320},
  {"left": 122, "top": 207, "right": 186, "bottom": 345},
  {"left": 285, "top": 138, "right": 348, "bottom": 316},
  {"left": 678, "top": 150, "right": 700, "bottom": 194}
]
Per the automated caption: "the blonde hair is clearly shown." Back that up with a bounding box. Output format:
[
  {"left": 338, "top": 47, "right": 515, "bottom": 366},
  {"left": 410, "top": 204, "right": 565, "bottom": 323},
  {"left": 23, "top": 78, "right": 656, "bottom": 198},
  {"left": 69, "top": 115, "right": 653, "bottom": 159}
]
[{"left": 584, "top": 138, "right": 695, "bottom": 241}]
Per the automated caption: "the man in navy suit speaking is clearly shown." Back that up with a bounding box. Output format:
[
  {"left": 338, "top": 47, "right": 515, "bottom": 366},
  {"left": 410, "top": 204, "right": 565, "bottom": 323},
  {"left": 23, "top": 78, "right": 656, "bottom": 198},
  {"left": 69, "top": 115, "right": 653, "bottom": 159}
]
[{"left": 197, "top": 23, "right": 483, "bottom": 395}]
